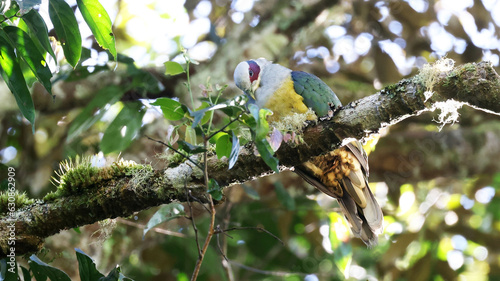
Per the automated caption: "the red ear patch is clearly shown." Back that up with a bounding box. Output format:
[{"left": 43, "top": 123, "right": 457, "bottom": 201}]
[{"left": 247, "top": 60, "right": 260, "bottom": 83}]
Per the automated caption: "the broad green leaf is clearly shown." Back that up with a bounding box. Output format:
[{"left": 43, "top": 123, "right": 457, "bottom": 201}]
[
  {"left": 248, "top": 103, "right": 271, "bottom": 140},
  {"left": 0, "top": 36, "right": 35, "bottom": 132},
  {"left": 328, "top": 212, "right": 352, "bottom": 277},
  {"left": 164, "top": 61, "right": 185, "bottom": 76},
  {"left": 184, "top": 125, "right": 197, "bottom": 146},
  {"left": 75, "top": 248, "right": 105, "bottom": 281},
  {"left": 0, "top": 258, "right": 18, "bottom": 281},
  {"left": 143, "top": 203, "right": 185, "bottom": 238},
  {"left": 29, "top": 255, "right": 71, "bottom": 281},
  {"left": 228, "top": 131, "right": 240, "bottom": 169},
  {"left": 67, "top": 85, "right": 124, "bottom": 142},
  {"left": 3, "top": 1, "right": 19, "bottom": 18},
  {"left": 208, "top": 178, "right": 223, "bottom": 200},
  {"left": 21, "top": 265, "right": 31, "bottom": 281},
  {"left": 177, "top": 140, "right": 206, "bottom": 154},
  {"left": 215, "top": 132, "right": 231, "bottom": 159},
  {"left": 3, "top": 26, "right": 52, "bottom": 95},
  {"left": 22, "top": 9, "right": 57, "bottom": 61},
  {"left": 208, "top": 131, "right": 226, "bottom": 144},
  {"left": 255, "top": 138, "right": 279, "bottom": 173},
  {"left": 49, "top": 0, "right": 82, "bottom": 67},
  {"left": 101, "top": 102, "right": 145, "bottom": 154},
  {"left": 76, "top": 0, "right": 116, "bottom": 60},
  {"left": 274, "top": 182, "right": 295, "bottom": 210},
  {"left": 151, "top": 98, "right": 187, "bottom": 121}
]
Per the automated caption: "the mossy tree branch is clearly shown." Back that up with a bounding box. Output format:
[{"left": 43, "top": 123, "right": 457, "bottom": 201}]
[{"left": 1, "top": 61, "right": 499, "bottom": 257}]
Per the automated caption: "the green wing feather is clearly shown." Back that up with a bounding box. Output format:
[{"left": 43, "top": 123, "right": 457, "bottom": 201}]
[{"left": 291, "top": 71, "right": 342, "bottom": 116}]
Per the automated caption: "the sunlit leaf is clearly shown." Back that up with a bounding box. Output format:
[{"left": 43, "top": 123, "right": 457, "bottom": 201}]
[
  {"left": 151, "top": 98, "right": 188, "bottom": 121},
  {"left": 76, "top": 0, "right": 116, "bottom": 60},
  {"left": 3, "top": 26, "right": 52, "bottom": 95},
  {"left": 0, "top": 36, "right": 35, "bottom": 132},
  {"left": 75, "top": 248, "right": 105, "bottom": 281},
  {"left": 164, "top": 61, "right": 185, "bottom": 76},
  {"left": 49, "top": 0, "right": 82, "bottom": 67},
  {"left": 191, "top": 103, "right": 227, "bottom": 128},
  {"left": 22, "top": 9, "right": 57, "bottom": 61},
  {"left": 29, "top": 255, "right": 71, "bottom": 281},
  {"left": 67, "top": 85, "right": 124, "bottom": 142},
  {"left": 215, "top": 132, "right": 231, "bottom": 159},
  {"left": 143, "top": 203, "right": 185, "bottom": 238},
  {"left": 328, "top": 212, "right": 352, "bottom": 278},
  {"left": 101, "top": 102, "right": 145, "bottom": 154},
  {"left": 274, "top": 182, "right": 295, "bottom": 210}
]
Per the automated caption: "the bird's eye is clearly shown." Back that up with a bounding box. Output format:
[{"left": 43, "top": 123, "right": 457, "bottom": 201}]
[{"left": 249, "top": 70, "right": 254, "bottom": 77}]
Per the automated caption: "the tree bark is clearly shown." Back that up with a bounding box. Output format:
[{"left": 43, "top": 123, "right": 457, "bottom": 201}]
[{"left": 1, "top": 61, "right": 499, "bottom": 257}]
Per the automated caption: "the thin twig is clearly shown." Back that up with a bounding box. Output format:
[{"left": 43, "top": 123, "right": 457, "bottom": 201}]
[
  {"left": 190, "top": 138, "right": 217, "bottom": 281},
  {"left": 189, "top": 193, "right": 211, "bottom": 214},
  {"left": 214, "top": 226, "right": 284, "bottom": 245},
  {"left": 185, "top": 182, "right": 202, "bottom": 256},
  {"left": 116, "top": 218, "right": 186, "bottom": 238},
  {"left": 145, "top": 135, "right": 203, "bottom": 170},
  {"left": 206, "top": 116, "right": 241, "bottom": 141}
]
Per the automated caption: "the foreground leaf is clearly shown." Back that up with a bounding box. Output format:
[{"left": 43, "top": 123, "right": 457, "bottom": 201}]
[
  {"left": 49, "top": 0, "right": 82, "bottom": 67},
  {"left": 101, "top": 102, "right": 145, "bottom": 154},
  {"left": 3, "top": 26, "right": 52, "bottom": 94},
  {"left": 75, "top": 248, "right": 105, "bottom": 281},
  {"left": 76, "top": 0, "right": 116, "bottom": 60},
  {"left": 0, "top": 36, "right": 35, "bottom": 131},
  {"left": 143, "top": 203, "right": 185, "bottom": 238},
  {"left": 215, "top": 132, "right": 231, "bottom": 159},
  {"left": 29, "top": 255, "right": 71, "bottom": 281},
  {"left": 164, "top": 61, "right": 185, "bottom": 76},
  {"left": 22, "top": 9, "right": 57, "bottom": 61},
  {"left": 151, "top": 98, "right": 188, "bottom": 121}
]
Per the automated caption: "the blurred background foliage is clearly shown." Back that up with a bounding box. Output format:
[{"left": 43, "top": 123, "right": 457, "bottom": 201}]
[{"left": 1, "top": 0, "right": 500, "bottom": 280}]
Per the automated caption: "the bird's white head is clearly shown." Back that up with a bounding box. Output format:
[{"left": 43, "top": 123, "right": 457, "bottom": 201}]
[{"left": 234, "top": 58, "right": 271, "bottom": 100}]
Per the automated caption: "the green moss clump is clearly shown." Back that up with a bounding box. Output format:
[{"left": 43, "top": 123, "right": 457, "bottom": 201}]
[
  {"left": 44, "top": 156, "right": 151, "bottom": 201},
  {"left": 0, "top": 191, "right": 35, "bottom": 214}
]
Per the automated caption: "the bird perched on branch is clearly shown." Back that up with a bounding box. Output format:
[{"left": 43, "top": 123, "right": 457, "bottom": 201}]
[{"left": 234, "top": 58, "right": 383, "bottom": 246}]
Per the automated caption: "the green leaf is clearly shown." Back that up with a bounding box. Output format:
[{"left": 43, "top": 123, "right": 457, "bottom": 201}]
[
  {"left": 215, "top": 132, "right": 231, "bottom": 159},
  {"left": 177, "top": 140, "right": 206, "bottom": 154},
  {"left": 21, "top": 265, "right": 31, "bottom": 281},
  {"left": 151, "top": 98, "right": 188, "bottom": 121},
  {"left": 3, "top": 1, "right": 19, "bottom": 18},
  {"left": 75, "top": 248, "right": 105, "bottom": 281},
  {"left": 3, "top": 26, "right": 53, "bottom": 95},
  {"left": 328, "top": 212, "right": 353, "bottom": 277},
  {"left": 29, "top": 255, "right": 71, "bottom": 281},
  {"left": 191, "top": 103, "right": 227, "bottom": 128},
  {"left": 49, "top": 0, "right": 82, "bottom": 67},
  {"left": 228, "top": 131, "right": 240, "bottom": 169},
  {"left": 274, "top": 182, "right": 295, "bottom": 210},
  {"left": 143, "top": 203, "right": 185, "bottom": 239},
  {"left": 255, "top": 138, "right": 279, "bottom": 173},
  {"left": 101, "top": 102, "right": 145, "bottom": 154},
  {"left": 164, "top": 61, "right": 185, "bottom": 76},
  {"left": 22, "top": 9, "right": 57, "bottom": 61},
  {"left": 67, "top": 85, "right": 124, "bottom": 142},
  {"left": 76, "top": 0, "right": 116, "bottom": 60},
  {"left": 0, "top": 36, "right": 35, "bottom": 132},
  {"left": 208, "top": 178, "right": 223, "bottom": 200}
]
